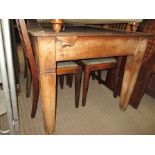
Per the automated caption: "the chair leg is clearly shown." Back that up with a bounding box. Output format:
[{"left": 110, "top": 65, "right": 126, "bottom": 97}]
[
  {"left": 91, "top": 71, "right": 96, "bottom": 80},
  {"left": 59, "top": 75, "right": 64, "bottom": 89},
  {"left": 113, "top": 74, "right": 118, "bottom": 98},
  {"left": 75, "top": 68, "right": 82, "bottom": 108},
  {"left": 24, "top": 59, "right": 27, "bottom": 79},
  {"left": 82, "top": 67, "right": 91, "bottom": 106},
  {"left": 98, "top": 70, "right": 102, "bottom": 84},
  {"left": 133, "top": 73, "right": 151, "bottom": 108},
  {"left": 26, "top": 66, "right": 32, "bottom": 97},
  {"left": 31, "top": 77, "right": 39, "bottom": 118}
]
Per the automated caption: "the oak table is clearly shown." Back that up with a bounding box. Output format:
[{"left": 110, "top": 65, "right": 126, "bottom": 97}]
[{"left": 28, "top": 25, "right": 151, "bottom": 134}]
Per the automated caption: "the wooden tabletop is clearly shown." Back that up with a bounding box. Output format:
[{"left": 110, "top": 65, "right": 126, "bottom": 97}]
[{"left": 28, "top": 25, "right": 152, "bottom": 37}]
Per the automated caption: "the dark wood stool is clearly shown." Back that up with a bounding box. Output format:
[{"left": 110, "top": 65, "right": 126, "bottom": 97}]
[
  {"left": 57, "top": 61, "right": 82, "bottom": 108},
  {"left": 76, "top": 58, "right": 118, "bottom": 106}
]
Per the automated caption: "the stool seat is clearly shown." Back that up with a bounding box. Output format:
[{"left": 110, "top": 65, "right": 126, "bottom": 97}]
[
  {"left": 57, "top": 61, "right": 78, "bottom": 68},
  {"left": 75, "top": 57, "right": 118, "bottom": 106},
  {"left": 81, "top": 58, "right": 117, "bottom": 65}
]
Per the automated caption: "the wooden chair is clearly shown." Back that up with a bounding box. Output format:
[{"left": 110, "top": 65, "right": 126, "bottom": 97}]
[
  {"left": 16, "top": 19, "right": 82, "bottom": 118},
  {"left": 75, "top": 58, "right": 118, "bottom": 106}
]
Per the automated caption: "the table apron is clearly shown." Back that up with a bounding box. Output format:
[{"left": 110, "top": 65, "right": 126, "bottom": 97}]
[{"left": 55, "top": 36, "right": 139, "bottom": 61}]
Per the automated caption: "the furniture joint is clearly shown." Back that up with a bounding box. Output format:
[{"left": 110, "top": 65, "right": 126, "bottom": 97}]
[{"left": 40, "top": 70, "right": 56, "bottom": 75}]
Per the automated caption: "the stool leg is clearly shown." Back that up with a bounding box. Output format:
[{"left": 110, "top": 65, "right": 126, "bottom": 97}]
[
  {"left": 75, "top": 68, "right": 82, "bottom": 108},
  {"left": 98, "top": 70, "right": 102, "bottom": 84},
  {"left": 82, "top": 67, "right": 90, "bottom": 106},
  {"left": 91, "top": 71, "right": 96, "bottom": 80},
  {"left": 59, "top": 75, "right": 64, "bottom": 89},
  {"left": 69, "top": 74, "right": 73, "bottom": 87},
  {"left": 66, "top": 74, "right": 73, "bottom": 88},
  {"left": 66, "top": 75, "right": 69, "bottom": 85},
  {"left": 113, "top": 70, "right": 118, "bottom": 98},
  {"left": 113, "top": 57, "right": 123, "bottom": 98}
]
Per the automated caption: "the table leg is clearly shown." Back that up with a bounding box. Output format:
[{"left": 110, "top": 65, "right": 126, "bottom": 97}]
[
  {"left": 37, "top": 37, "right": 56, "bottom": 134},
  {"left": 119, "top": 38, "right": 149, "bottom": 110},
  {"left": 40, "top": 73, "right": 56, "bottom": 134}
]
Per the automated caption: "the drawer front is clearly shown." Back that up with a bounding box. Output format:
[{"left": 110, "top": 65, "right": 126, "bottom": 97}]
[{"left": 56, "top": 36, "right": 138, "bottom": 61}]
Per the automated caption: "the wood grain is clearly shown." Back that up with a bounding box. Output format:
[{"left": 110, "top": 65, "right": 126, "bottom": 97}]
[
  {"left": 120, "top": 38, "right": 149, "bottom": 110},
  {"left": 37, "top": 37, "right": 56, "bottom": 134},
  {"left": 56, "top": 36, "right": 137, "bottom": 61},
  {"left": 40, "top": 73, "right": 56, "bottom": 133}
]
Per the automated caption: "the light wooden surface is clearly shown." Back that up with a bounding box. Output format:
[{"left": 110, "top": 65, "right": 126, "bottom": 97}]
[
  {"left": 37, "top": 37, "right": 56, "bottom": 133},
  {"left": 119, "top": 38, "right": 149, "bottom": 110},
  {"left": 56, "top": 36, "right": 137, "bottom": 61},
  {"left": 29, "top": 25, "right": 151, "bottom": 134},
  {"left": 28, "top": 25, "right": 149, "bottom": 37}
]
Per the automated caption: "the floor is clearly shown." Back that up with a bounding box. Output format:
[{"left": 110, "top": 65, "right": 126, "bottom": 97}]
[{"left": 0, "top": 45, "right": 155, "bottom": 135}]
